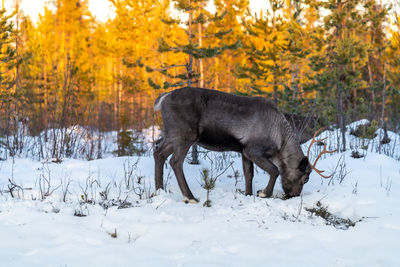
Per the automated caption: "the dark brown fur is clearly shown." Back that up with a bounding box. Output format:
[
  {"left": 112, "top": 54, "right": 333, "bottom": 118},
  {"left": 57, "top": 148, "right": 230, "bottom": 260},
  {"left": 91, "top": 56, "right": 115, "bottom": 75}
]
[
  {"left": 154, "top": 87, "right": 311, "bottom": 201},
  {"left": 284, "top": 113, "right": 321, "bottom": 144}
]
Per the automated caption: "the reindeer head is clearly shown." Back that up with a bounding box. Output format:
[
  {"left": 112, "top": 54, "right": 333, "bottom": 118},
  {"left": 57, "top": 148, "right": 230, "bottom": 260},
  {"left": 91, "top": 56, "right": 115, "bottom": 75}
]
[
  {"left": 281, "top": 128, "right": 336, "bottom": 198},
  {"left": 280, "top": 155, "right": 312, "bottom": 198}
]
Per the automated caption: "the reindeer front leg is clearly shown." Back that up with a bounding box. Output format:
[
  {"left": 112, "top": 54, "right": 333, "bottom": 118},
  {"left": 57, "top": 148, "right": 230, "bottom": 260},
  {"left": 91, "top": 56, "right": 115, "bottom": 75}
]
[
  {"left": 241, "top": 154, "right": 254, "bottom": 195},
  {"left": 243, "top": 142, "right": 279, "bottom": 198}
]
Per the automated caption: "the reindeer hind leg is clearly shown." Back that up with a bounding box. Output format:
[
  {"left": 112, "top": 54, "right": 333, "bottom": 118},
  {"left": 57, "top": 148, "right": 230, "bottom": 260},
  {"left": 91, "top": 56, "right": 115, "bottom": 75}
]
[
  {"left": 169, "top": 140, "right": 198, "bottom": 203},
  {"left": 154, "top": 138, "right": 173, "bottom": 191}
]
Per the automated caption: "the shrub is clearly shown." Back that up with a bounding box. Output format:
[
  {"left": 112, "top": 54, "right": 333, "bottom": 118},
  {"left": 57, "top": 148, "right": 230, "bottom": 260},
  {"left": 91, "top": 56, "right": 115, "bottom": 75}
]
[
  {"left": 115, "top": 129, "right": 146, "bottom": 156},
  {"left": 350, "top": 120, "right": 378, "bottom": 139}
]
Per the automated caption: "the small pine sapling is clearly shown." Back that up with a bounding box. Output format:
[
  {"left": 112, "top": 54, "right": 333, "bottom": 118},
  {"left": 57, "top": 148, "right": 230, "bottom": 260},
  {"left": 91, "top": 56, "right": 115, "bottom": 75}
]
[{"left": 200, "top": 168, "right": 216, "bottom": 207}]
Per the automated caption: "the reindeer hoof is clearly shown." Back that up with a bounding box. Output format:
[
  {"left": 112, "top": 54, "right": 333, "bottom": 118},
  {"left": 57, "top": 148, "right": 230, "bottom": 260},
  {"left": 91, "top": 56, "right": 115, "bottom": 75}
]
[
  {"left": 183, "top": 197, "right": 199, "bottom": 204},
  {"left": 257, "top": 190, "right": 271, "bottom": 198}
]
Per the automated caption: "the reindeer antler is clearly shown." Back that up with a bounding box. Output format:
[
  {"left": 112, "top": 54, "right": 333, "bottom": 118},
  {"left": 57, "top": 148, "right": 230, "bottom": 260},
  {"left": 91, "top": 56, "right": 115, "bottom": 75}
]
[{"left": 307, "top": 128, "right": 337, "bottom": 178}]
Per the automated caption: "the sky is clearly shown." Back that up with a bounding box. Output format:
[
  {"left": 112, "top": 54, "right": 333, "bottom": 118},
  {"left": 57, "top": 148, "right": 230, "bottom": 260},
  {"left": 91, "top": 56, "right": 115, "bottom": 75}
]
[
  {"left": 3, "top": 0, "right": 398, "bottom": 27},
  {"left": 3, "top": 0, "right": 115, "bottom": 23},
  {"left": 3, "top": 0, "right": 267, "bottom": 24}
]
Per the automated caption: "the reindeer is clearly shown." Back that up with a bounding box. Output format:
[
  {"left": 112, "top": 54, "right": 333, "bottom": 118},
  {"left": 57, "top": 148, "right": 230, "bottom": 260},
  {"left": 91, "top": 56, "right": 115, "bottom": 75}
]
[{"left": 154, "top": 87, "right": 334, "bottom": 203}]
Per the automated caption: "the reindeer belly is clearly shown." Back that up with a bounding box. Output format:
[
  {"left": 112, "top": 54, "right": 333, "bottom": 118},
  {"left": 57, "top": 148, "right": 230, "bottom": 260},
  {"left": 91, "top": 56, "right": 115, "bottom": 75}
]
[{"left": 197, "top": 127, "right": 243, "bottom": 152}]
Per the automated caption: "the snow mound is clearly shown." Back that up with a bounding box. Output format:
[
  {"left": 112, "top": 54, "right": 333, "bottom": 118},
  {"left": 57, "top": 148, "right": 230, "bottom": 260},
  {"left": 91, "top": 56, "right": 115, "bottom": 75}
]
[{"left": 304, "top": 119, "right": 400, "bottom": 161}]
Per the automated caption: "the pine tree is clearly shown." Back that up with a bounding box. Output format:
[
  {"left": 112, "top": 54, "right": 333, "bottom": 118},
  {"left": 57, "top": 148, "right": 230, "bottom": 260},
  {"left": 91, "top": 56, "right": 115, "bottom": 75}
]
[
  {"left": 362, "top": 0, "right": 389, "bottom": 119},
  {"left": 280, "top": 0, "right": 313, "bottom": 115},
  {"left": 141, "top": 0, "right": 239, "bottom": 164},
  {"left": 210, "top": 0, "right": 249, "bottom": 92},
  {"left": 0, "top": 8, "right": 17, "bottom": 95},
  {"left": 110, "top": 0, "right": 174, "bottom": 130},
  {"left": 308, "top": 0, "right": 368, "bottom": 151},
  {"left": 143, "top": 0, "right": 239, "bottom": 90},
  {"left": 386, "top": 6, "right": 400, "bottom": 127},
  {"left": 0, "top": 5, "right": 29, "bottom": 156},
  {"left": 26, "top": 0, "right": 98, "bottom": 158},
  {"left": 238, "top": 0, "right": 288, "bottom": 105}
]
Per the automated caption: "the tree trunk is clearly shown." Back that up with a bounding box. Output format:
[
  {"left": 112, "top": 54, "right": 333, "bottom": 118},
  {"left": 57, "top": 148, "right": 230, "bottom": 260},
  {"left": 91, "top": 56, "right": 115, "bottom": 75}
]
[
  {"left": 336, "top": 71, "right": 346, "bottom": 152},
  {"left": 188, "top": 0, "right": 199, "bottom": 164},
  {"left": 214, "top": 58, "right": 219, "bottom": 89},
  {"left": 273, "top": 72, "right": 278, "bottom": 106},
  {"left": 336, "top": 0, "right": 346, "bottom": 152},
  {"left": 187, "top": 2, "right": 193, "bottom": 87},
  {"left": 198, "top": 23, "right": 204, "bottom": 88},
  {"left": 379, "top": 62, "right": 389, "bottom": 153},
  {"left": 367, "top": 56, "right": 375, "bottom": 118}
]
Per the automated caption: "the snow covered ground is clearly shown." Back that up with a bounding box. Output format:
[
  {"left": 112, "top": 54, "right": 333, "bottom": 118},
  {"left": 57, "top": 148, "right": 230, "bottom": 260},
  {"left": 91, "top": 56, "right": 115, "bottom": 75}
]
[{"left": 0, "top": 124, "right": 399, "bottom": 266}]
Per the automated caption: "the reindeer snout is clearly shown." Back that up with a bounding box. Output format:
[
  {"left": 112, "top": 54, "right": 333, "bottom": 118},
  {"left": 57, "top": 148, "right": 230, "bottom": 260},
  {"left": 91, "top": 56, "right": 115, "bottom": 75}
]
[{"left": 283, "top": 184, "right": 303, "bottom": 198}]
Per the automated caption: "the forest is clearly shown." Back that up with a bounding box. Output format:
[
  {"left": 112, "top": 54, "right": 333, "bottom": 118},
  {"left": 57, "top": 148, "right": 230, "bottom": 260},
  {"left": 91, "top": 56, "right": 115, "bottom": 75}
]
[{"left": 0, "top": 0, "right": 400, "bottom": 160}]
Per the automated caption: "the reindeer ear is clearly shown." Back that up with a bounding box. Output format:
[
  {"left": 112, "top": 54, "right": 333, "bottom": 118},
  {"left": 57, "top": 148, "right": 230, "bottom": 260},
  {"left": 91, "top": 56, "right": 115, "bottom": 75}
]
[{"left": 298, "top": 156, "right": 309, "bottom": 172}]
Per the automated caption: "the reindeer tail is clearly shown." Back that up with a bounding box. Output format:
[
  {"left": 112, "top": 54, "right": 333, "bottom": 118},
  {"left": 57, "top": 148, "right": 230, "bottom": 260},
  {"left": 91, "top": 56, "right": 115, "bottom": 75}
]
[{"left": 154, "top": 92, "right": 171, "bottom": 111}]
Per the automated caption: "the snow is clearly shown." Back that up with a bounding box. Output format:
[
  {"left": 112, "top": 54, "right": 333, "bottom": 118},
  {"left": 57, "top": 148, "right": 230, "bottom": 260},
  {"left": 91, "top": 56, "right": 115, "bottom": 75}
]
[
  {"left": 0, "top": 122, "right": 400, "bottom": 266},
  {"left": 304, "top": 119, "right": 400, "bottom": 161}
]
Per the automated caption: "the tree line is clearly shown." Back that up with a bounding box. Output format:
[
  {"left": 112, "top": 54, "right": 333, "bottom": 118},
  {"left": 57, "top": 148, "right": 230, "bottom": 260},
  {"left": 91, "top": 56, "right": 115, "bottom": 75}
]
[{"left": 0, "top": 0, "right": 399, "bottom": 158}]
